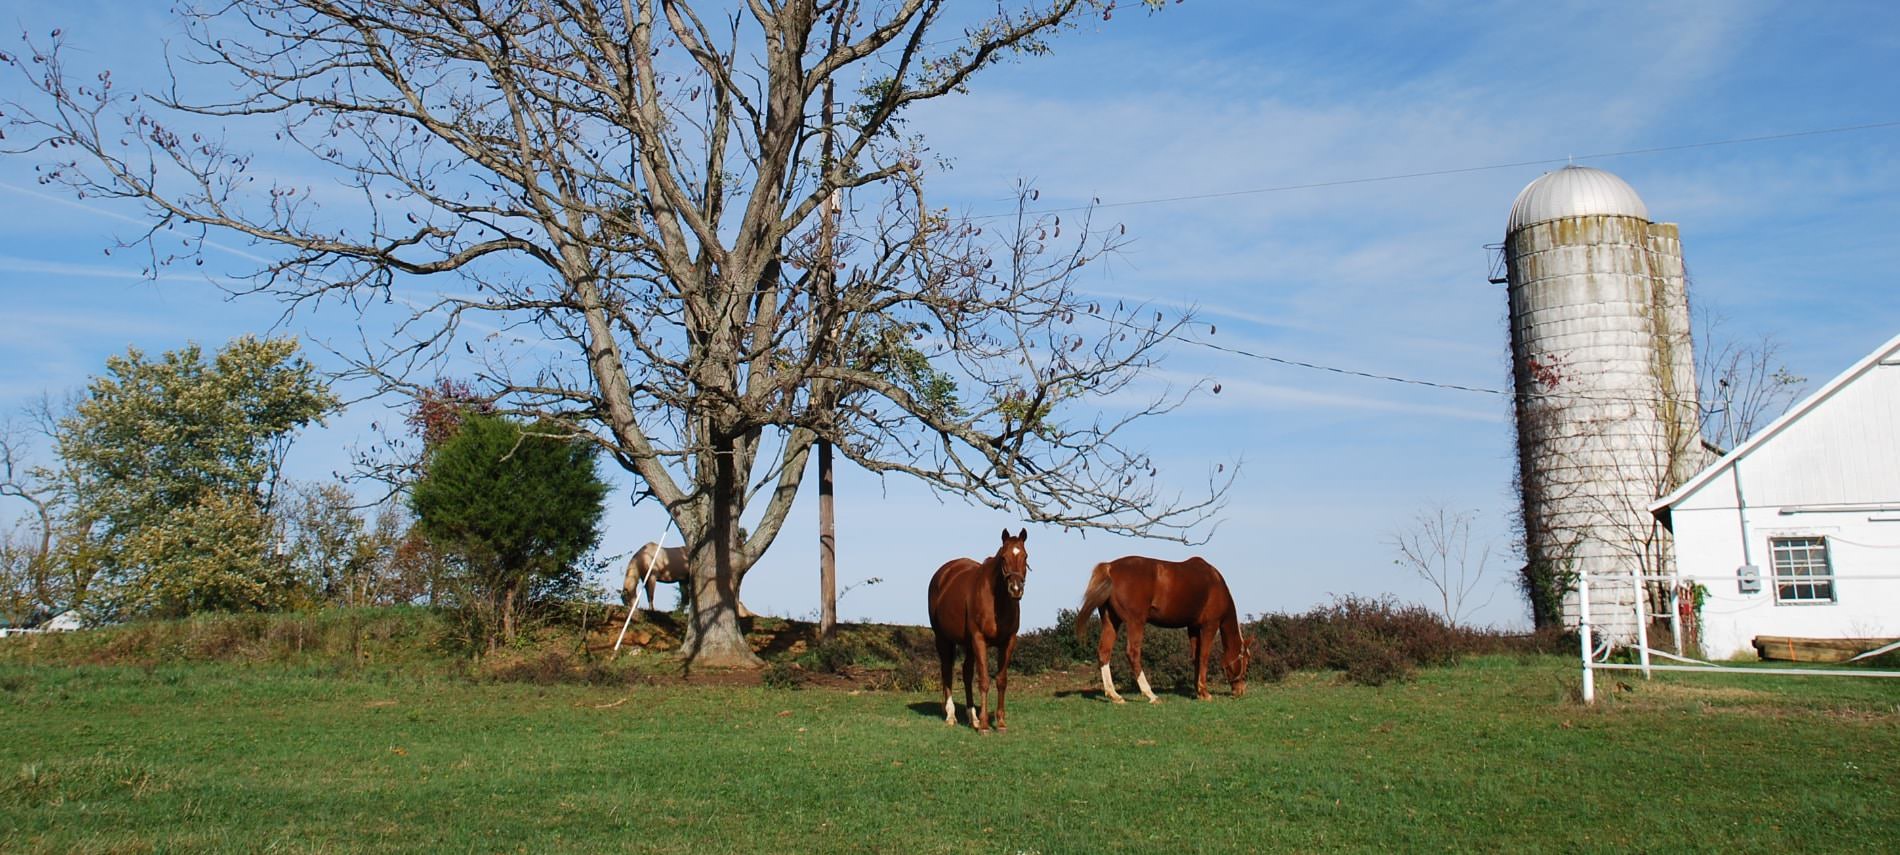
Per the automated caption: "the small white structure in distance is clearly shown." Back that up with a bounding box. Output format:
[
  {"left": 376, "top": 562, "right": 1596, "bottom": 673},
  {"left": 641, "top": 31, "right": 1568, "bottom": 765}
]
[
  {"left": 1650, "top": 333, "right": 1900, "bottom": 660},
  {"left": 0, "top": 609, "right": 82, "bottom": 638}
]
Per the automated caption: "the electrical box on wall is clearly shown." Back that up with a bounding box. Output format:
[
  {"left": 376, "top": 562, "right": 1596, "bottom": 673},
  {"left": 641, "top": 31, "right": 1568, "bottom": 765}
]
[{"left": 1737, "top": 564, "right": 1762, "bottom": 595}]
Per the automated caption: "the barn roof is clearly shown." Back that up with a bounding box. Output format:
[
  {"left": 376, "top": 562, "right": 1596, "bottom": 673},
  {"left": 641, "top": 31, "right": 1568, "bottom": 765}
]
[{"left": 1650, "top": 331, "right": 1900, "bottom": 519}]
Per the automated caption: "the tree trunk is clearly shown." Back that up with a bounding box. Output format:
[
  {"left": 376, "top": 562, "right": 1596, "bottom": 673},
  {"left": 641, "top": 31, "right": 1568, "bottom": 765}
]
[
  {"left": 500, "top": 582, "right": 518, "bottom": 646},
  {"left": 682, "top": 565, "right": 756, "bottom": 668},
  {"left": 680, "top": 432, "right": 763, "bottom": 669},
  {"left": 818, "top": 438, "right": 837, "bottom": 639}
]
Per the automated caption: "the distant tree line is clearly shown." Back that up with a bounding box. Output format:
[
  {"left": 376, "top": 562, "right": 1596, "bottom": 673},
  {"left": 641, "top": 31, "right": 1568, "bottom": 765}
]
[{"left": 0, "top": 336, "right": 606, "bottom": 649}]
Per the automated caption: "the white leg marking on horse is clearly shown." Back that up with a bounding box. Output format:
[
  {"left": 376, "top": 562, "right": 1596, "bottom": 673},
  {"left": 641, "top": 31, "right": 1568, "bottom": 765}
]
[
  {"left": 1137, "top": 671, "right": 1160, "bottom": 703},
  {"left": 943, "top": 692, "right": 955, "bottom": 725},
  {"left": 1100, "top": 664, "right": 1125, "bottom": 703}
]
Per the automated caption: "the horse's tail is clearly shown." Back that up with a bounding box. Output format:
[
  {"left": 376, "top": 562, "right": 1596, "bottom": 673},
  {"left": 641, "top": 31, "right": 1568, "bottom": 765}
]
[{"left": 1076, "top": 562, "right": 1115, "bottom": 643}]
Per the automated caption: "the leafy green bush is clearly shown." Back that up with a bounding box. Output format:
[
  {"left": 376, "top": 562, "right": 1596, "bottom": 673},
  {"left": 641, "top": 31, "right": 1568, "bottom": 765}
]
[
  {"left": 800, "top": 638, "right": 859, "bottom": 674},
  {"left": 489, "top": 650, "right": 574, "bottom": 685},
  {"left": 411, "top": 413, "right": 608, "bottom": 649},
  {"left": 861, "top": 657, "right": 931, "bottom": 692},
  {"left": 761, "top": 660, "right": 804, "bottom": 689},
  {"left": 797, "top": 628, "right": 908, "bottom": 675},
  {"left": 1009, "top": 608, "right": 1093, "bottom": 675},
  {"left": 1339, "top": 636, "right": 1413, "bottom": 686}
]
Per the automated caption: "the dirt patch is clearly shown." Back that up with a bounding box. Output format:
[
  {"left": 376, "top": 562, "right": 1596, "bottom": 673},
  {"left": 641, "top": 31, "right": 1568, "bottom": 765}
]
[{"left": 580, "top": 610, "right": 841, "bottom": 658}]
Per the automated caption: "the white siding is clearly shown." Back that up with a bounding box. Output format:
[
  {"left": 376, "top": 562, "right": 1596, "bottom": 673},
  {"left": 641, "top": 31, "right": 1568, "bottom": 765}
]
[
  {"left": 1660, "top": 351, "right": 1900, "bottom": 659},
  {"left": 1727, "top": 361, "right": 1900, "bottom": 505}
]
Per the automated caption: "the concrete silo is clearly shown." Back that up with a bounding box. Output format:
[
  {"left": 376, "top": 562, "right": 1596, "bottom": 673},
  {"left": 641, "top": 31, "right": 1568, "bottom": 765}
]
[{"left": 1503, "top": 165, "right": 1707, "bottom": 642}]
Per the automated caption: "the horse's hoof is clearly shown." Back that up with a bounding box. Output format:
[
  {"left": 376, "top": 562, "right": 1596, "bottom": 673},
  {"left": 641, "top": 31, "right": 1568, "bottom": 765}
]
[
  {"left": 1110, "top": 696, "right": 1126, "bottom": 705},
  {"left": 1147, "top": 697, "right": 1162, "bottom": 704}
]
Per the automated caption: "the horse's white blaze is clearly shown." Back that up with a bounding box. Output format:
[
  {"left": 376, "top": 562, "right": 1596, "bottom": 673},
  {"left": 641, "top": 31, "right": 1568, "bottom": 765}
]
[{"left": 1137, "top": 671, "right": 1159, "bottom": 702}]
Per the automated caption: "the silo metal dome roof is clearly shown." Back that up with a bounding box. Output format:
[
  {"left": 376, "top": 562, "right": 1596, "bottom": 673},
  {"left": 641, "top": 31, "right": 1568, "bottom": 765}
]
[{"left": 1507, "top": 165, "right": 1650, "bottom": 232}]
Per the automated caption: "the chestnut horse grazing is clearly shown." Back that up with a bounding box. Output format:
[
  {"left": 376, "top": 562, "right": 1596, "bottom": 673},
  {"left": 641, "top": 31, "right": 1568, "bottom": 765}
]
[
  {"left": 1077, "top": 556, "right": 1250, "bottom": 702},
  {"left": 927, "top": 529, "right": 1030, "bottom": 732}
]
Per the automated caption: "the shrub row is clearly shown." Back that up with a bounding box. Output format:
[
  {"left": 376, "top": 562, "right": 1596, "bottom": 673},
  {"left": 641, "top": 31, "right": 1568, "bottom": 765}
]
[
  {"left": 0, "top": 607, "right": 454, "bottom": 670},
  {"left": 2, "top": 599, "right": 1573, "bottom": 690},
  {"left": 1009, "top": 597, "right": 1570, "bottom": 689}
]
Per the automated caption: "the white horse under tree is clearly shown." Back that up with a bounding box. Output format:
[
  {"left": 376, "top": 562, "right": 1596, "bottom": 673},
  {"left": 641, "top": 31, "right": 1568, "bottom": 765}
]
[{"left": 621, "top": 542, "right": 753, "bottom": 617}]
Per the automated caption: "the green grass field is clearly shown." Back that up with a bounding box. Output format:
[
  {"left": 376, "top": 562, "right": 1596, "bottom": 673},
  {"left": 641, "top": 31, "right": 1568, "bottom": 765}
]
[{"left": 4, "top": 650, "right": 1899, "bottom": 853}]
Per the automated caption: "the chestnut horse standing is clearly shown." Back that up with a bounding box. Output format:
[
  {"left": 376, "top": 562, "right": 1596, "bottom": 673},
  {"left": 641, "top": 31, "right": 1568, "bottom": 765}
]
[
  {"left": 1077, "top": 556, "right": 1250, "bottom": 701},
  {"left": 927, "top": 529, "right": 1030, "bottom": 732}
]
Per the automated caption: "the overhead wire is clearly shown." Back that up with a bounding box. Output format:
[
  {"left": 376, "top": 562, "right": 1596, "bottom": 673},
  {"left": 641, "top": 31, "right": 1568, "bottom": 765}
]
[
  {"left": 1079, "top": 305, "right": 1736, "bottom": 410},
  {"left": 970, "top": 120, "right": 1900, "bottom": 220},
  {"left": 1013, "top": 119, "right": 1900, "bottom": 401},
  {"left": 1171, "top": 325, "right": 1505, "bottom": 396}
]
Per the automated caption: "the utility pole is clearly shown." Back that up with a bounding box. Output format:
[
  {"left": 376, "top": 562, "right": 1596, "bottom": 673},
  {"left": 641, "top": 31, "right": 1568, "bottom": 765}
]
[{"left": 815, "top": 5, "right": 844, "bottom": 640}]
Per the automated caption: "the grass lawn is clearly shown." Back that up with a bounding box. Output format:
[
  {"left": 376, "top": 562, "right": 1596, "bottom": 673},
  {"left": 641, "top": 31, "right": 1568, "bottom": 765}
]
[{"left": 3, "top": 654, "right": 1899, "bottom": 853}]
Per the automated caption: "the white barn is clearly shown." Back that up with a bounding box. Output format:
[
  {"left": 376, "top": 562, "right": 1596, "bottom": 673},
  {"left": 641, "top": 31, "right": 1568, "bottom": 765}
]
[{"left": 1649, "top": 333, "right": 1900, "bottom": 660}]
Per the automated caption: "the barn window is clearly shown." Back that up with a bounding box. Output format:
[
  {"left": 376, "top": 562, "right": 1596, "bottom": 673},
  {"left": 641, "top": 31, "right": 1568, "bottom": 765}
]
[{"left": 1769, "top": 537, "right": 1835, "bottom": 604}]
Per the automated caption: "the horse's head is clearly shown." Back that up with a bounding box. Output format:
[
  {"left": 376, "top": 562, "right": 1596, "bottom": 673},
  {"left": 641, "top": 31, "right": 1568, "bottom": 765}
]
[
  {"left": 993, "top": 528, "right": 1029, "bottom": 600},
  {"left": 1222, "top": 633, "right": 1253, "bottom": 697},
  {"left": 621, "top": 544, "right": 655, "bottom": 600}
]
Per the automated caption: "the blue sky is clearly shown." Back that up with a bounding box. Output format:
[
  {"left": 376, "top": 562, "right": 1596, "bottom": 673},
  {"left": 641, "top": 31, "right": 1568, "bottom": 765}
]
[{"left": 2, "top": 1, "right": 1897, "bottom": 630}]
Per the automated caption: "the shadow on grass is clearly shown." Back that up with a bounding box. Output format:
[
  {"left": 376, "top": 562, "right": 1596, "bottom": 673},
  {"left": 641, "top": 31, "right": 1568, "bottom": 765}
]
[{"left": 1054, "top": 684, "right": 1230, "bottom": 701}]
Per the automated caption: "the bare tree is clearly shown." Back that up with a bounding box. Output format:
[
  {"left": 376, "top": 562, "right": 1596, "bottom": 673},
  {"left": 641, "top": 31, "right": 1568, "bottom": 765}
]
[
  {"left": 1511, "top": 348, "right": 1705, "bottom": 641},
  {"left": 13, "top": 395, "right": 111, "bottom": 615},
  {"left": 0, "top": 421, "right": 62, "bottom": 623},
  {"left": 3, "top": 0, "right": 1221, "bottom": 666},
  {"left": 1696, "top": 312, "right": 1806, "bottom": 452},
  {"left": 276, "top": 480, "right": 373, "bottom": 606},
  {"left": 1544, "top": 406, "right": 1678, "bottom": 639},
  {"left": 1389, "top": 503, "right": 1495, "bottom": 628}
]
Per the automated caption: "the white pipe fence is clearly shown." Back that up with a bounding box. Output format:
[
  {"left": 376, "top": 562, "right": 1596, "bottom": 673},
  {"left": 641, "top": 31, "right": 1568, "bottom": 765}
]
[{"left": 1576, "top": 568, "right": 1900, "bottom": 703}]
